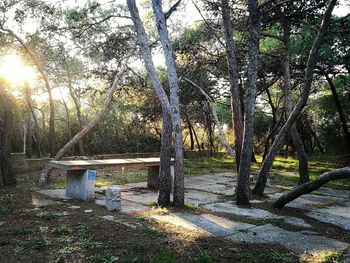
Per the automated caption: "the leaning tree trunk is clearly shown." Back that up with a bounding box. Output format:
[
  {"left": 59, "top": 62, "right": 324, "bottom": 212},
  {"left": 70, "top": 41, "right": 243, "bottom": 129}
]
[
  {"left": 37, "top": 65, "right": 127, "bottom": 185},
  {"left": 236, "top": 0, "right": 260, "bottom": 205},
  {"left": 152, "top": 0, "right": 185, "bottom": 207},
  {"left": 282, "top": 21, "right": 309, "bottom": 185},
  {"left": 252, "top": 0, "right": 337, "bottom": 196},
  {"left": 273, "top": 167, "right": 350, "bottom": 209},
  {"left": 0, "top": 85, "right": 16, "bottom": 187},
  {"left": 221, "top": 0, "right": 243, "bottom": 171}
]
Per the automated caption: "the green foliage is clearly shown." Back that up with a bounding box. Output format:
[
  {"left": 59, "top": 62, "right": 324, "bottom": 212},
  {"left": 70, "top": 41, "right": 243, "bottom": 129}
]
[{"left": 193, "top": 252, "right": 215, "bottom": 263}]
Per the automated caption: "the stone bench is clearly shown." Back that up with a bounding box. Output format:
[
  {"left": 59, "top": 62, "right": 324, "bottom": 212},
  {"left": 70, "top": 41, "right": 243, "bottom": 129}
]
[{"left": 48, "top": 158, "right": 174, "bottom": 201}]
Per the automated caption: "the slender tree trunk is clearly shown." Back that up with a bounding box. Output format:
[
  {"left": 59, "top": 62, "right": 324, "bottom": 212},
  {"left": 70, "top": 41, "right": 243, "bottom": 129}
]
[
  {"left": 252, "top": 0, "right": 337, "bottom": 196},
  {"left": 184, "top": 112, "right": 194, "bottom": 150},
  {"left": 0, "top": 85, "right": 16, "bottom": 187},
  {"left": 192, "top": 125, "right": 202, "bottom": 154},
  {"left": 24, "top": 81, "right": 43, "bottom": 157},
  {"left": 236, "top": 0, "right": 260, "bottom": 205},
  {"left": 152, "top": 0, "right": 184, "bottom": 207},
  {"left": 306, "top": 118, "right": 325, "bottom": 154},
  {"left": 221, "top": 0, "right": 243, "bottom": 171},
  {"left": 158, "top": 111, "right": 172, "bottom": 206},
  {"left": 282, "top": 21, "right": 309, "bottom": 185},
  {"left": 59, "top": 87, "right": 73, "bottom": 156},
  {"left": 127, "top": 0, "right": 174, "bottom": 205},
  {"left": 273, "top": 167, "right": 350, "bottom": 209},
  {"left": 325, "top": 74, "right": 350, "bottom": 153},
  {"left": 37, "top": 65, "right": 127, "bottom": 185}
]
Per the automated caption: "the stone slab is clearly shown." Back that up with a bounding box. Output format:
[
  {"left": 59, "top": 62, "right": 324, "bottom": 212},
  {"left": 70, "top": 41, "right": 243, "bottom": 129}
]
[
  {"left": 314, "top": 187, "right": 350, "bottom": 199},
  {"left": 95, "top": 197, "right": 148, "bottom": 213},
  {"left": 268, "top": 192, "right": 344, "bottom": 210},
  {"left": 37, "top": 189, "right": 72, "bottom": 200},
  {"left": 226, "top": 224, "right": 349, "bottom": 254},
  {"left": 307, "top": 206, "right": 350, "bottom": 230},
  {"left": 186, "top": 181, "right": 235, "bottom": 196},
  {"left": 151, "top": 213, "right": 255, "bottom": 237},
  {"left": 203, "top": 202, "right": 283, "bottom": 219},
  {"left": 66, "top": 169, "right": 95, "bottom": 201},
  {"left": 284, "top": 217, "right": 312, "bottom": 228},
  {"left": 185, "top": 189, "right": 221, "bottom": 206}
]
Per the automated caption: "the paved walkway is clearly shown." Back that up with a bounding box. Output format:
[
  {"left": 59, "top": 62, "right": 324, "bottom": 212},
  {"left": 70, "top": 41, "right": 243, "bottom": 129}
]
[{"left": 38, "top": 173, "right": 350, "bottom": 255}]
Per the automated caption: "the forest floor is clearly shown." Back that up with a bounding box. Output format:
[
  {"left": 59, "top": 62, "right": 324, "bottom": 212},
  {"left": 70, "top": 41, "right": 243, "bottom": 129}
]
[{"left": 0, "top": 155, "right": 349, "bottom": 263}]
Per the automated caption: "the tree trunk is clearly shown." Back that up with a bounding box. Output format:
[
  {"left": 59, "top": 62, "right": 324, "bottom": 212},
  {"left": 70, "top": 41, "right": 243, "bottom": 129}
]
[
  {"left": 37, "top": 65, "right": 127, "bottom": 185},
  {"left": 273, "top": 167, "right": 350, "bottom": 209},
  {"left": 152, "top": 0, "right": 185, "bottom": 207},
  {"left": 158, "top": 111, "right": 172, "bottom": 206},
  {"left": 221, "top": 0, "right": 243, "bottom": 171},
  {"left": 184, "top": 112, "right": 194, "bottom": 150},
  {"left": 0, "top": 85, "right": 16, "bottom": 187},
  {"left": 59, "top": 87, "right": 73, "bottom": 156},
  {"left": 325, "top": 74, "right": 350, "bottom": 153},
  {"left": 127, "top": 0, "right": 174, "bottom": 206},
  {"left": 306, "top": 117, "right": 325, "bottom": 154},
  {"left": 236, "top": 0, "right": 260, "bottom": 205},
  {"left": 282, "top": 21, "right": 309, "bottom": 185},
  {"left": 252, "top": 0, "right": 337, "bottom": 196}
]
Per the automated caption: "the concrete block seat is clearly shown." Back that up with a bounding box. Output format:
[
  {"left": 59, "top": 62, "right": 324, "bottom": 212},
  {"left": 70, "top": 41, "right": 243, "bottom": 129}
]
[{"left": 48, "top": 158, "right": 174, "bottom": 201}]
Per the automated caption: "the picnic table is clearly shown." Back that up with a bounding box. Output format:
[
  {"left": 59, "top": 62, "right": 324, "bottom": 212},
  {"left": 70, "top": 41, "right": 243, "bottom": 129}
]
[{"left": 48, "top": 158, "right": 174, "bottom": 201}]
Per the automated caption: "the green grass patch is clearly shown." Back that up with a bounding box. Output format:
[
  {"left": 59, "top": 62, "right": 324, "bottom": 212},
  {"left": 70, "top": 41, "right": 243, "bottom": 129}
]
[
  {"left": 143, "top": 227, "right": 163, "bottom": 238},
  {"left": 8, "top": 227, "right": 37, "bottom": 236}
]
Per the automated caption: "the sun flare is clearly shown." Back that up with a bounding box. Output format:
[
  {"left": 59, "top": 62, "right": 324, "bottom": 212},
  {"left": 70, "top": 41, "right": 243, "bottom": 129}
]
[{"left": 0, "top": 54, "right": 37, "bottom": 85}]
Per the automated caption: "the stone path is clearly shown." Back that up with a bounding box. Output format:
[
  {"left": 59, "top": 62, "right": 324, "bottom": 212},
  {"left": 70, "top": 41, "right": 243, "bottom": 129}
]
[{"left": 38, "top": 172, "right": 350, "bottom": 255}]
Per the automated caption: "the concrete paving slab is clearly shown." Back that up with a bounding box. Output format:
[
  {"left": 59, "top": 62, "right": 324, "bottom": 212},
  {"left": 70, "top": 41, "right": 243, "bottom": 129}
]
[
  {"left": 307, "top": 206, "right": 350, "bottom": 230},
  {"left": 37, "top": 189, "right": 72, "bottom": 200},
  {"left": 314, "top": 187, "right": 350, "bottom": 199},
  {"left": 100, "top": 215, "right": 141, "bottom": 229},
  {"left": 226, "top": 224, "right": 349, "bottom": 254},
  {"left": 185, "top": 189, "right": 221, "bottom": 206},
  {"left": 122, "top": 191, "right": 158, "bottom": 204},
  {"left": 284, "top": 217, "right": 312, "bottom": 228},
  {"left": 151, "top": 213, "right": 256, "bottom": 237},
  {"left": 186, "top": 181, "right": 235, "bottom": 196},
  {"left": 94, "top": 197, "right": 149, "bottom": 213},
  {"left": 268, "top": 192, "right": 344, "bottom": 210},
  {"left": 203, "top": 202, "right": 284, "bottom": 219}
]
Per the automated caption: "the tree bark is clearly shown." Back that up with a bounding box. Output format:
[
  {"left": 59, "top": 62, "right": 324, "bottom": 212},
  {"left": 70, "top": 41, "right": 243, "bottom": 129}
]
[
  {"left": 184, "top": 111, "right": 194, "bottom": 150},
  {"left": 0, "top": 84, "right": 16, "bottom": 187},
  {"left": 282, "top": 21, "right": 309, "bottom": 185},
  {"left": 253, "top": 0, "right": 337, "bottom": 196},
  {"left": 273, "top": 167, "right": 350, "bottom": 209},
  {"left": 0, "top": 27, "right": 57, "bottom": 157},
  {"left": 325, "top": 74, "right": 350, "bottom": 153},
  {"left": 236, "top": 0, "right": 260, "bottom": 205},
  {"left": 37, "top": 65, "right": 127, "bottom": 185},
  {"left": 158, "top": 111, "right": 172, "bottom": 206},
  {"left": 221, "top": 0, "right": 243, "bottom": 171}
]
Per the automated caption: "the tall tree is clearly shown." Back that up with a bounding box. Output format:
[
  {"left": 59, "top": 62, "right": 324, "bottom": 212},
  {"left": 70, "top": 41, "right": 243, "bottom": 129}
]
[
  {"left": 253, "top": 0, "right": 337, "bottom": 195},
  {"left": 236, "top": 0, "right": 261, "bottom": 205},
  {"left": 128, "top": 0, "right": 185, "bottom": 207}
]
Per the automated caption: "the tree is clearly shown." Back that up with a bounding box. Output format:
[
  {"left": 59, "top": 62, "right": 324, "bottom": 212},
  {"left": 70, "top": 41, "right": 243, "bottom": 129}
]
[
  {"left": 253, "top": 0, "right": 338, "bottom": 196},
  {"left": 127, "top": 0, "right": 185, "bottom": 207}
]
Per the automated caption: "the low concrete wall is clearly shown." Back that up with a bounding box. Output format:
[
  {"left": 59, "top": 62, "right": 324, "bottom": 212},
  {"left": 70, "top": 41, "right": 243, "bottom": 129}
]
[{"left": 11, "top": 150, "right": 223, "bottom": 173}]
